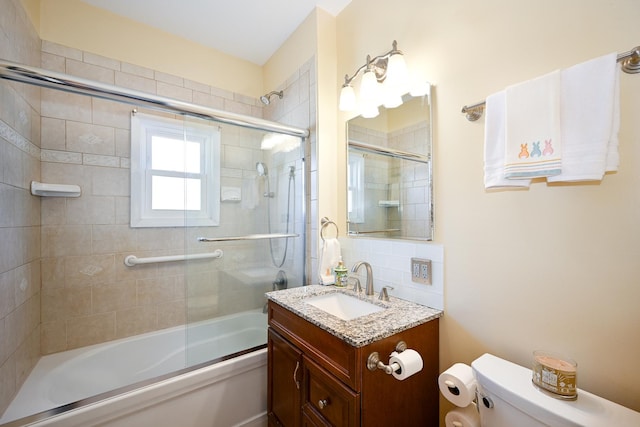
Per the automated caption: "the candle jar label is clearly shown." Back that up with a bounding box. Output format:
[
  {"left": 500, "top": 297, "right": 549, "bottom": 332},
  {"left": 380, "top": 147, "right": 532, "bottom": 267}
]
[{"left": 532, "top": 352, "right": 577, "bottom": 399}]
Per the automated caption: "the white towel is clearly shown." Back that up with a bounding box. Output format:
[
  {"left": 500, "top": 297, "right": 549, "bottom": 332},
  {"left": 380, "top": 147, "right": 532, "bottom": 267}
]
[
  {"left": 241, "top": 175, "right": 259, "bottom": 210},
  {"left": 483, "top": 91, "right": 531, "bottom": 189},
  {"left": 504, "top": 70, "right": 562, "bottom": 179},
  {"left": 606, "top": 66, "right": 621, "bottom": 173},
  {"left": 547, "top": 53, "right": 619, "bottom": 182},
  {"left": 318, "top": 238, "right": 341, "bottom": 283}
]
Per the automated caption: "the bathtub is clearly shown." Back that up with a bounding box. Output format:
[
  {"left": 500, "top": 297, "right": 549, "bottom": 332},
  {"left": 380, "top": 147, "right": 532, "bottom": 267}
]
[{"left": 1, "top": 310, "right": 268, "bottom": 427}]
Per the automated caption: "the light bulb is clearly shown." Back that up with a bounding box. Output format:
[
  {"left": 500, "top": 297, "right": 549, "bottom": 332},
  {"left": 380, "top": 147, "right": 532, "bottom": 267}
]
[
  {"left": 359, "top": 69, "right": 380, "bottom": 106},
  {"left": 339, "top": 85, "right": 356, "bottom": 111},
  {"left": 385, "top": 53, "right": 408, "bottom": 91},
  {"left": 360, "top": 104, "right": 379, "bottom": 118}
]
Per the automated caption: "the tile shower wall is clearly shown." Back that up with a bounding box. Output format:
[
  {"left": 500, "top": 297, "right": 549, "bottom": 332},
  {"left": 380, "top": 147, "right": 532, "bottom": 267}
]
[
  {"left": 261, "top": 56, "right": 316, "bottom": 287},
  {"left": 0, "top": 0, "right": 42, "bottom": 415},
  {"left": 37, "top": 40, "right": 268, "bottom": 355}
]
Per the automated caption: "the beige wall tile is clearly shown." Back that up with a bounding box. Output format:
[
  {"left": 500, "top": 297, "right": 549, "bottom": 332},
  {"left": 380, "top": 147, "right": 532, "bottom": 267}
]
[
  {"left": 91, "top": 98, "right": 131, "bottom": 129},
  {"left": 156, "top": 299, "right": 186, "bottom": 330},
  {"left": 41, "top": 117, "right": 66, "bottom": 151},
  {"left": 137, "top": 275, "right": 181, "bottom": 306},
  {"left": 83, "top": 154, "right": 120, "bottom": 168},
  {"left": 41, "top": 257, "right": 65, "bottom": 290},
  {"left": 41, "top": 52, "right": 65, "bottom": 73},
  {"left": 0, "top": 356, "right": 17, "bottom": 415},
  {"left": 90, "top": 166, "right": 128, "bottom": 197},
  {"left": 66, "top": 121, "right": 115, "bottom": 155},
  {"left": 66, "top": 312, "right": 115, "bottom": 349},
  {"left": 120, "top": 62, "right": 154, "bottom": 79},
  {"left": 41, "top": 89, "right": 92, "bottom": 123},
  {"left": 92, "top": 224, "right": 137, "bottom": 254},
  {"left": 40, "top": 198, "right": 66, "bottom": 226},
  {"left": 65, "top": 195, "right": 115, "bottom": 225},
  {"left": 64, "top": 254, "right": 115, "bottom": 287},
  {"left": 154, "top": 71, "right": 183, "bottom": 86},
  {"left": 41, "top": 40, "right": 82, "bottom": 61},
  {"left": 41, "top": 149, "right": 82, "bottom": 164},
  {"left": 115, "top": 305, "right": 156, "bottom": 339},
  {"left": 66, "top": 59, "right": 115, "bottom": 84},
  {"left": 83, "top": 52, "right": 120, "bottom": 71},
  {"left": 92, "top": 281, "right": 136, "bottom": 314},
  {"left": 114, "top": 71, "right": 156, "bottom": 94},
  {"left": 156, "top": 82, "right": 192, "bottom": 103},
  {"left": 41, "top": 225, "right": 92, "bottom": 257},
  {"left": 114, "top": 128, "right": 130, "bottom": 158},
  {"left": 40, "top": 321, "right": 66, "bottom": 355}
]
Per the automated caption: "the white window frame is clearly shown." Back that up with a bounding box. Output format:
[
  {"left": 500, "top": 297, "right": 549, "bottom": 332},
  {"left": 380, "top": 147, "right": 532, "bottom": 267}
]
[{"left": 131, "top": 113, "right": 221, "bottom": 228}]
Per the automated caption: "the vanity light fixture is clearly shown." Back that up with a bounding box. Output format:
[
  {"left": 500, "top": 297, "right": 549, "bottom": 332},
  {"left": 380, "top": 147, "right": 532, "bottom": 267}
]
[{"left": 339, "top": 40, "right": 409, "bottom": 118}]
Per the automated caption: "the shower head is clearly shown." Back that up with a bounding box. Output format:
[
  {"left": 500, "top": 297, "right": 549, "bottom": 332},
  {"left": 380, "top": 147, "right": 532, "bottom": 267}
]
[
  {"left": 260, "top": 90, "right": 283, "bottom": 105},
  {"left": 256, "top": 162, "right": 268, "bottom": 176}
]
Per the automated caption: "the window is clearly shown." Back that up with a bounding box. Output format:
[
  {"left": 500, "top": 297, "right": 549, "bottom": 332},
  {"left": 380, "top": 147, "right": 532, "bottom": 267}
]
[{"left": 131, "top": 113, "right": 220, "bottom": 227}]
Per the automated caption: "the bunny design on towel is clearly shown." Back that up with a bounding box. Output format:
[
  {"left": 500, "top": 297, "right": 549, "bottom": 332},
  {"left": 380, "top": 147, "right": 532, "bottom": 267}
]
[{"left": 503, "top": 70, "right": 563, "bottom": 179}]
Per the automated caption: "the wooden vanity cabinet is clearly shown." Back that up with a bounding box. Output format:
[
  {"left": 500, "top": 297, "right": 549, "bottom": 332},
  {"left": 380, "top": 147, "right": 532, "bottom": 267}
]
[{"left": 267, "top": 301, "right": 439, "bottom": 427}]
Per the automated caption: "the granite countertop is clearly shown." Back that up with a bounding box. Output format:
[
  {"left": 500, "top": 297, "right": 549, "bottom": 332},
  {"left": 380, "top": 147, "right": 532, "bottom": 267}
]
[{"left": 266, "top": 285, "right": 443, "bottom": 348}]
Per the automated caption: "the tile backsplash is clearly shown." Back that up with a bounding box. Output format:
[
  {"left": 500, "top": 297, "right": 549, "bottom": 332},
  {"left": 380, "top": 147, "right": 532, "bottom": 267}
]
[{"left": 339, "top": 237, "right": 443, "bottom": 310}]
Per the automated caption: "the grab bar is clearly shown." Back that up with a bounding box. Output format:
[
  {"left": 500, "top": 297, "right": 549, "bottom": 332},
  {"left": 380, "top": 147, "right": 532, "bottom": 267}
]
[
  {"left": 124, "top": 250, "right": 223, "bottom": 266},
  {"left": 197, "top": 233, "right": 299, "bottom": 242}
]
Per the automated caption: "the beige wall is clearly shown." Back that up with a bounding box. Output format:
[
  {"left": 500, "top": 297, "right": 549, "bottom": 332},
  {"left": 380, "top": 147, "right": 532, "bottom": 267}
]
[
  {"left": 25, "top": 0, "right": 263, "bottom": 97},
  {"left": 336, "top": 0, "right": 640, "bottom": 417}
]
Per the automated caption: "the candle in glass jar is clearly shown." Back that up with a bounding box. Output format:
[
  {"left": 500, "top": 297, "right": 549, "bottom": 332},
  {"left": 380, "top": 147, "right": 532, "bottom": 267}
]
[{"left": 532, "top": 351, "right": 577, "bottom": 400}]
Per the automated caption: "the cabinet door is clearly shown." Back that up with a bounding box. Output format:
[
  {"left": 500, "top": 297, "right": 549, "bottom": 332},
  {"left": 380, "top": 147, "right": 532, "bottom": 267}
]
[{"left": 268, "top": 328, "right": 303, "bottom": 427}]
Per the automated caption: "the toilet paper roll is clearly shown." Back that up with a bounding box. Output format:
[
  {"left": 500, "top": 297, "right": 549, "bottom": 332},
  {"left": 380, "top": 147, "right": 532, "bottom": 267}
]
[
  {"left": 438, "top": 363, "right": 477, "bottom": 407},
  {"left": 445, "top": 405, "right": 480, "bottom": 427},
  {"left": 389, "top": 349, "right": 423, "bottom": 380}
]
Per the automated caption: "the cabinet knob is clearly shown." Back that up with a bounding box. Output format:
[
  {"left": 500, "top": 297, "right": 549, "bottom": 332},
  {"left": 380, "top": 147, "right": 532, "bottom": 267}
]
[{"left": 318, "top": 398, "right": 330, "bottom": 409}]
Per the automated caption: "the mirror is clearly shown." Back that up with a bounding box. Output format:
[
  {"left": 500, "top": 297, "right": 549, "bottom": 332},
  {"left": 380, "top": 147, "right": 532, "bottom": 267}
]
[{"left": 346, "top": 84, "right": 433, "bottom": 240}]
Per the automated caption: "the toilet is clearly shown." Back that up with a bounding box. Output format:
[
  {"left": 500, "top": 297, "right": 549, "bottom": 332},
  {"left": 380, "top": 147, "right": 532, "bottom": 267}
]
[{"left": 470, "top": 353, "right": 640, "bottom": 426}]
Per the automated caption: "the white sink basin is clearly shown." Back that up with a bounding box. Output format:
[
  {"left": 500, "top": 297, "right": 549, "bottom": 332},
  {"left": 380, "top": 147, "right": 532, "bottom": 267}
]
[{"left": 305, "top": 292, "right": 385, "bottom": 321}]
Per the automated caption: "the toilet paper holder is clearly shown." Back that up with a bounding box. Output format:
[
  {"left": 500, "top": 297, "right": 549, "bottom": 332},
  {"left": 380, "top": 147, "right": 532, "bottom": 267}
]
[{"left": 367, "top": 341, "right": 407, "bottom": 373}]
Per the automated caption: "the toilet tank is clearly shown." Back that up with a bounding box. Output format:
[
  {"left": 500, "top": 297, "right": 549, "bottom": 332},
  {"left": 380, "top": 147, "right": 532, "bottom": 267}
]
[{"left": 471, "top": 353, "right": 640, "bottom": 427}]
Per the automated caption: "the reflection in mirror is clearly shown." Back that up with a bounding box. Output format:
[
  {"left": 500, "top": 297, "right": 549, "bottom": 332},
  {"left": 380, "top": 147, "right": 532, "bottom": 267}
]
[{"left": 347, "top": 85, "right": 433, "bottom": 240}]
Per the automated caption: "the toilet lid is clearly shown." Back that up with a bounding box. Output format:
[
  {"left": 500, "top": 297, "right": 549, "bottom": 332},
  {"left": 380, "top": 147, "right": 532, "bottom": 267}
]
[{"left": 471, "top": 353, "right": 640, "bottom": 427}]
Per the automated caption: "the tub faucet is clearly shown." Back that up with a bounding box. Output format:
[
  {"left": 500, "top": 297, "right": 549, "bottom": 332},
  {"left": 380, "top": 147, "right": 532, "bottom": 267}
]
[{"left": 350, "top": 261, "right": 374, "bottom": 296}]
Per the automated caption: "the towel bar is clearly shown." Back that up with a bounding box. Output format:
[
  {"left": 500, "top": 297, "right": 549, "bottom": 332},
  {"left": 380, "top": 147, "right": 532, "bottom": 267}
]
[{"left": 461, "top": 44, "right": 640, "bottom": 121}]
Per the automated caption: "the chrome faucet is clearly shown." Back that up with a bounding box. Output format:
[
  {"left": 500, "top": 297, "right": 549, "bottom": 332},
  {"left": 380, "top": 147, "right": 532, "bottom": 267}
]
[{"left": 350, "top": 261, "right": 374, "bottom": 296}]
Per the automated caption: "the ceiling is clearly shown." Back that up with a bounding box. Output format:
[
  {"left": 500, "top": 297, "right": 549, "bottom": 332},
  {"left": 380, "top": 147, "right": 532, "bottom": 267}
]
[{"left": 80, "top": 0, "right": 352, "bottom": 65}]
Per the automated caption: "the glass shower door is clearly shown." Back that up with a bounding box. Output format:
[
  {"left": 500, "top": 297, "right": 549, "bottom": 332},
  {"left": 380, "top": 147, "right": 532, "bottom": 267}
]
[{"left": 183, "top": 117, "right": 306, "bottom": 368}]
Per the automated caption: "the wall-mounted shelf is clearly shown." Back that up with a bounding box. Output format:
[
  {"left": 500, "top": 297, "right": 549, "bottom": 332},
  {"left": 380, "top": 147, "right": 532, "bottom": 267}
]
[{"left": 30, "top": 181, "right": 81, "bottom": 197}]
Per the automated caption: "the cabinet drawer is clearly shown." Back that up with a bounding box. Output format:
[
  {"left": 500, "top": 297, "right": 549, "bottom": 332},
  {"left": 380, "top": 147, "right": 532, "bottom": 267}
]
[
  {"left": 269, "top": 301, "right": 359, "bottom": 389},
  {"left": 302, "top": 355, "right": 359, "bottom": 427}
]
